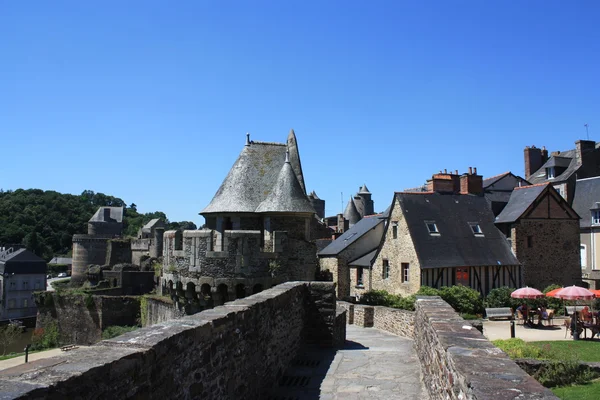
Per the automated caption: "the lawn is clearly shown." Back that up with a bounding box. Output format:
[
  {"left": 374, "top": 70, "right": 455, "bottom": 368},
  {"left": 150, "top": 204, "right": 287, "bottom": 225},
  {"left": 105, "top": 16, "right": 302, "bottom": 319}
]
[
  {"left": 493, "top": 338, "right": 600, "bottom": 362},
  {"left": 552, "top": 380, "right": 600, "bottom": 400},
  {"left": 530, "top": 341, "right": 600, "bottom": 363}
]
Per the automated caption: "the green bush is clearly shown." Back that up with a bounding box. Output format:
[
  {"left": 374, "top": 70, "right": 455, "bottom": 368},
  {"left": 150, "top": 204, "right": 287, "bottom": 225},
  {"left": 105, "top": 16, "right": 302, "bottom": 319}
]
[
  {"left": 484, "top": 287, "right": 518, "bottom": 309},
  {"left": 415, "top": 286, "right": 440, "bottom": 296},
  {"left": 101, "top": 325, "right": 138, "bottom": 340},
  {"left": 31, "top": 315, "right": 59, "bottom": 351},
  {"left": 438, "top": 285, "right": 484, "bottom": 315},
  {"left": 535, "top": 359, "right": 599, "bottom": 388},
  {"left": 493, "top": 338, "right": 547, "bottom": 359},
  {"left": 358, "top": 290, "right": 415, "bottom": 311}
]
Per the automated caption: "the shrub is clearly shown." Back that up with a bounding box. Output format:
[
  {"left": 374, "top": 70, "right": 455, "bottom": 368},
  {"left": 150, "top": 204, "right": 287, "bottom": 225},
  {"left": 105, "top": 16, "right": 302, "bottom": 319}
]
[
  {"left": 416, "top": 286, "right": 440, "bottom": 296},
  {"left": 101, "top": 325, "right": 138, "bottom": 340},
  {"left": 438, "top": 285, "right": 484, "bottom": 315},
  {"left": 484, "top": 287, "right": 518, "bottom": 309},
  {"left": 31, "top": 316, "right": 59, "bottom": 351},
  {"left": 360, "top": 290, "right": 395, "bottom": 307},
  {"left": 493, "top": 338, "right": 546, "bottom": 359},
  {"left": 535, "top": 359, "right": 599, "bottom": 387}
]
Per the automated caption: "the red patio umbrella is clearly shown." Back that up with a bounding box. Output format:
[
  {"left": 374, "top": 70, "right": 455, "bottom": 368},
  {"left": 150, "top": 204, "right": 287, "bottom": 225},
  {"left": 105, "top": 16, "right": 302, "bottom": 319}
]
[
  {"left": 589, "top": 289, "right": 600, "bottom": 298},
  {"left": 553, "top": 285, "right": 595, "bottom": 301},
  {"left": 545, "top": 287, "right": 563, "bottom": 297},
  {"left": 511, "top": 287, "right": 544, "bottom": 299}
]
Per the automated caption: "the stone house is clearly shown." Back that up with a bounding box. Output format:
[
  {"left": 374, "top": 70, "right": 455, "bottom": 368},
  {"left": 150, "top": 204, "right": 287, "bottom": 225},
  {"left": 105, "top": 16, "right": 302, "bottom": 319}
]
[
  {"left": 318, "top": 212, "right": 388, "bottom": 299},
  {"left": 160, "top": 130, "right": 331, "bottom": 305},
  {"left": 572, "top": 176, "right": 600, "bottom": 289},
  {"left": 323, "top": 169, "right": 521, "bottom": 298},
  {"left": 495, "top": 183, "right": 581, "bottom": 289},
  {"left": 0, "top": 247, "right": 47, "bottom": 322},
  {"left": 524, "top": 139, "right": 600, "bottom": 203}
]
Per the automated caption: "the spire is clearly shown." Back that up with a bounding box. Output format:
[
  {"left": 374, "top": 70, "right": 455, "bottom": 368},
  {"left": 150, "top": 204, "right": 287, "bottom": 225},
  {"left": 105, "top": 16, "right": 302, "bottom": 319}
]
[
  {"left": 255, "top": 161, "right": 315, "bottom": 214},
  {"left": 286, "top": 129, "right": 306, "bottom": 194},
  {"left": 245, "top": 132, "right": 250, "bottom": 146},
  {"left": 358, "top": 184, "right": 371, "bottom": 194},
  {"left": 343, "top": 197, "right": 361, "bottom": 226}
]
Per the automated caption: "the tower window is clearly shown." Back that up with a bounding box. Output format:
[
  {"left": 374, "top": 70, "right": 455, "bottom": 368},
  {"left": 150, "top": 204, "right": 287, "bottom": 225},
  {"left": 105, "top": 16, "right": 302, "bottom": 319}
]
[
  {"left": 392, "top": 221, "right": 398, "bottom": 239},
  {"left": 383, "top": 259, "right": 390, "bottom": 279}
]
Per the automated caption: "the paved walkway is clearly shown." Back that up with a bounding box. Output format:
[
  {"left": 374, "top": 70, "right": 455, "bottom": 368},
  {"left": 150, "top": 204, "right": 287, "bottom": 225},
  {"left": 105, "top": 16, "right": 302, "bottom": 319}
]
[
  {"left": 0, "top": 348, "right": 64, "bottom": 371},
  {"left": 268, "top": 325, "right": 428, "bottom": 399},
  {"left": 483, "top": 318, "right": 584, "bottom": 342}
]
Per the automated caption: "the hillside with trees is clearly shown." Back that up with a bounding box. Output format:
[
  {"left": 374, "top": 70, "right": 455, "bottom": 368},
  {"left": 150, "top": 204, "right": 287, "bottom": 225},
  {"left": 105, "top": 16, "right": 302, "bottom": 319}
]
[{"left": 0, "top": 189, "right": 197, "bottom": 260}]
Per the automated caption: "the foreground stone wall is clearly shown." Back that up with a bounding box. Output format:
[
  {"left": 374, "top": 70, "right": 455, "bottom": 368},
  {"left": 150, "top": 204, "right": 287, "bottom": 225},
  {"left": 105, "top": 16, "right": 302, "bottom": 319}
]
[
  {"left": 414, "top": 296, "right": 557, "bottom": 399},
  {"left": 338, "top": 301, "right": 414, "bottom": 338},
  {"left": 6, "top": 282, "right": 340, "bottom": 399}
]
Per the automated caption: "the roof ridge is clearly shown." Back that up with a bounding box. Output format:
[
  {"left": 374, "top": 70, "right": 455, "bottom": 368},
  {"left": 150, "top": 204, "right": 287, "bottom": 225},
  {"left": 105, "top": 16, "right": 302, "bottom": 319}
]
[
  {"left": 251, "top": 141, "right": 286, "bottom": 146},
  {"left": 484, "top": 171, "right": 510, "bottom": 180},
  {"left": 395, "top": 191, "right": 435, "bottom": 194},
  {"left": 514, "top": 182, "right": 550, "bottom": 190}
]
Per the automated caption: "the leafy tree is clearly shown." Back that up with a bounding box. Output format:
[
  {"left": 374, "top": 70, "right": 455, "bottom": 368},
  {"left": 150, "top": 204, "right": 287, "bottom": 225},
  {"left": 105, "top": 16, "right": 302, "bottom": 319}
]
[
  {"left": 484, "top": 287, "right": 519, "bottom": 309},
  {"left": 0, "top": 321, "right": 23, "bottom": 355}
]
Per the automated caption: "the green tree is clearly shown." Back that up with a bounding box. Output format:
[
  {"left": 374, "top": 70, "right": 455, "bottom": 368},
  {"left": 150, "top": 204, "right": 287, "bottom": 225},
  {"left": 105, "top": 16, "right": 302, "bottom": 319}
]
[{"left": 0, "top": 321, "right": 23, "bottom": 355}]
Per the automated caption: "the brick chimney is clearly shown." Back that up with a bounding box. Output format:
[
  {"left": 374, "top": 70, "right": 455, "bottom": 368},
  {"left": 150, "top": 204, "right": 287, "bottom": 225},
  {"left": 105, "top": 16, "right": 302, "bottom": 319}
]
[
  {"left": 426, "top": 170, "right": 460, "bottom": 193},
  {"left": 575, "top": 140, "right": 596, "bottom": 165},
  {"left": 524, "top": 145, "right": 547, "bottom": 179},
  {"left": 460, "top": 167, "right": 483, "bottom": 195}
]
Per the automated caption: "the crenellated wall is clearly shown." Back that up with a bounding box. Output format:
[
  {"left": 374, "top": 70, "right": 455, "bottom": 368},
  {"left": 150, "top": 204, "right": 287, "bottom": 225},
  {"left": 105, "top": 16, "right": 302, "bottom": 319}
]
[{"left": 7, "top": 282, "right": 342, "bottom": 400}]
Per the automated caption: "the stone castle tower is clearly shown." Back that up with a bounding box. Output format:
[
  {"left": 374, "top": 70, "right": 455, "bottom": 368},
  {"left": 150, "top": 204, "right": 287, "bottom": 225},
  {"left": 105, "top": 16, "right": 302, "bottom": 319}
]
[{"left": 343, "top": 184, "right": 375, "bottom": 227}]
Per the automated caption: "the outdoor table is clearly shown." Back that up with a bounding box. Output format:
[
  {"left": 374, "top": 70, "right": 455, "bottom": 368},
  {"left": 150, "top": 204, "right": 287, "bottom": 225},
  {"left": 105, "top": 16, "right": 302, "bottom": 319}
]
[{"left": 582, "top": 322, "right": 600, "bottom": 339}]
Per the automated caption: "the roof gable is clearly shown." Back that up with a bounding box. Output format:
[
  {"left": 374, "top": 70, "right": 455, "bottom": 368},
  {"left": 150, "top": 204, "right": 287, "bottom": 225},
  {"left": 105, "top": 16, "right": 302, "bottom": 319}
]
[{"left": 495, "top": 184, "right": 578, "bottom": 223}]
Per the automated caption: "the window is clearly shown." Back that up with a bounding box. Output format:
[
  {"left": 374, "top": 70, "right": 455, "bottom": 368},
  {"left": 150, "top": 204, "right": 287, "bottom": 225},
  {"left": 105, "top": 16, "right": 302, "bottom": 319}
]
[
  {"left": 554, "top": 185, "right": 564, "bottom": 199},
  {"left": 357, "top": 267, "right": 364, "bottom": 287},
  {"left": 382, "top": 259, "right": 390, "bottom": 279},
  {"left": 22, "top": 281, "right": 29, "bottom": 289},
  {"left": 8, "top": 299, "right": 15, "bottom": 309},
  {"left": 547, "top": 167, "right": 555, "bottom": 179},
  {"left": 9, "top": 281, "right": 15, "bottom": 289},
  {"left": 23, "top": 299, "right": 28, "bottom": 308},
  {"left": 581, "top": 245, "right": 587, "bottom": 268},
  {"left": 425, "top": 222, "right": 439, "bottom": 234},
  {"left": 401, "top": 263, "right": 409, "bottom": 283},
  {"left": 527, "top": 235, "right": 533, "bottom": 248},
  {"left": 469, "top": 223, "right": 483, "bottom": 235},
  {"left": 592, "top": 210, "right": 600, "bottom": 225},
  {"left": 34, "top": 281, "right": 41, "bottom": 290},
  {"left": 392, "top": 221, "right": 398, "bottom": 239}
]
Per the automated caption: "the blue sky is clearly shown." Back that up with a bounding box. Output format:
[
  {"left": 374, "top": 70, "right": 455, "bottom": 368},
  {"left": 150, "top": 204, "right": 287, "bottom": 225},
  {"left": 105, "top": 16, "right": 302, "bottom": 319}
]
[{"left": 2, "top": 1, "right": 599, "bottom": 225}]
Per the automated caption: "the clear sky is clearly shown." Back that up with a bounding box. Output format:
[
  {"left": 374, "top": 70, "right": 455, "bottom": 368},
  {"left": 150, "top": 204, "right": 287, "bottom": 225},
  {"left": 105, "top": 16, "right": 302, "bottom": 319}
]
[{"left": 2, "top": 1, "right": 599, "bottom": 226}]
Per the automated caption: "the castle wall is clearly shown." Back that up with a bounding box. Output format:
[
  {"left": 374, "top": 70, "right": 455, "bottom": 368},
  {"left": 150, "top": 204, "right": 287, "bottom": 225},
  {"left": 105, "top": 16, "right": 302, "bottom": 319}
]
[
  {"left": 71, "top": 235, "right": 111, "bottom": 283},
  {"left": 16, "top": 282, "right": 340, "bottom": 400},
  {"left": 106, "top": 239, "right": 132, "bottom": 266}
]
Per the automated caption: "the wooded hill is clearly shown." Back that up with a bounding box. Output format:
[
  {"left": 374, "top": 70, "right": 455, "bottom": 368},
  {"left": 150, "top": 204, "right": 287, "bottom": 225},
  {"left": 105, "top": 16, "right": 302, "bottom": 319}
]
[{"left": 0, "top": 189, "right": 197, "bottom": 260}]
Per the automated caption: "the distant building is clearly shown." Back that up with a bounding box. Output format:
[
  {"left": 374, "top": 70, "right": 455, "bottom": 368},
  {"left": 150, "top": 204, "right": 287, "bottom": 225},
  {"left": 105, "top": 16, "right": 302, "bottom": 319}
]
[
  {"left": 483, "top": 171, "right": 530, "bottom": 216},
  {"left": 0, "top": 248, "right": 47, "bottom": 322},
  {"left": 323, "top": 184, "right": 376, "bottom": 233},
  {"left": 131, "top": 218, "right": 165, "bottom": 265},
  {"left": 572, "top": 176, "right": 600, "bottom": 289}
]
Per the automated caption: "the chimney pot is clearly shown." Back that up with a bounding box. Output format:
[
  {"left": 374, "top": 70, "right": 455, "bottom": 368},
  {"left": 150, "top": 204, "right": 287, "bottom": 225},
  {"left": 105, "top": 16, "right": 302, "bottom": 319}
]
[
  {"left": 474, "top": 167, "right": 477, "bottom": 175},
  {"left": 444, "top": 169, "right": 447, "bottom": 173},
  {"left": 469, "top": 167, "right": 473, "bottom": 175},
  {"left": 455, "top": 170, "right": 458, "bottom": 175}
]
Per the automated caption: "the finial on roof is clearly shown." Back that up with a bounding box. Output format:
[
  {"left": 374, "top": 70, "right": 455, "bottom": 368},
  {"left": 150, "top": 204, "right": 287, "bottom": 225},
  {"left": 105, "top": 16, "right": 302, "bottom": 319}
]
[
  {"left": 245, "top": 132, "right": 250, "bottom": 146},
  {"left": 285, "top": 149, "right": 290, "bottom": 163}
]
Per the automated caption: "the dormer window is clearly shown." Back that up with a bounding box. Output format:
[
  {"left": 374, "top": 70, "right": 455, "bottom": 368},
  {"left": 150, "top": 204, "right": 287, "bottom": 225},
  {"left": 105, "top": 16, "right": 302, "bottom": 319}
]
[
  {"left": 547, "top": 167, "right": 555, "bottom": 179},
  {"left": 592, "top": 210, "right": 600, "bottom": 225},
  {"left": 469, "top": 223, "right": 483, "bottom": 236},
  {"left": 426, "top": 221, "right": 439, "bottom": 234}
]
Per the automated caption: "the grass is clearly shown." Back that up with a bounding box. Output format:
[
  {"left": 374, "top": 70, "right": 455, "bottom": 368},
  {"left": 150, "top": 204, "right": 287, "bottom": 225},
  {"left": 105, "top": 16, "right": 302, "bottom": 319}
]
[
  {"left": 492, "top": 339, "right": 600, "bottom": 362},
  {"left": 552, "top": 379, "right": 600, "bottom": 400}
]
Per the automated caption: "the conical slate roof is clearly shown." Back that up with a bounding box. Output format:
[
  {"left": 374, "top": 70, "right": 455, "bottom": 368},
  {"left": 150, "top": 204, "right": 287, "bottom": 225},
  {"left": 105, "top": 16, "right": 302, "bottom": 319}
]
[
  {"left": 202, "top": 132, "right": 307, "bottom": 214},
  {"left": 343, "top": 197, "right": 361, "bottom": 225},
  {"left": 255, "top": 155, "right": 315, "bottom": 214},
  {"left": 358, "top": 184, "right": 371, "bottom": 194}
]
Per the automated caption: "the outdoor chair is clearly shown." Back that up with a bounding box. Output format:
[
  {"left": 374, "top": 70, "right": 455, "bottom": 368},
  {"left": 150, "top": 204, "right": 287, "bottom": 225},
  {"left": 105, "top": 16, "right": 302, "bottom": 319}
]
[{"left": 516, "top": 310, "right": 525, "bottom": 325}]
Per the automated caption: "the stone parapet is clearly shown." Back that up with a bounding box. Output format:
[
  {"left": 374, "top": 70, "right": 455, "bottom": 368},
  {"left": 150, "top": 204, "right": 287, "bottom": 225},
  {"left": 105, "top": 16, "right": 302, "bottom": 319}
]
[
  {"left": 372, "top": 306, "right": 414, "bottom": 338},
  {"left": 4, "top": 281, "right": 341, "bottom": 400},
  {"left": 414, "top": 296, "right": 558, "bottom": 400}
]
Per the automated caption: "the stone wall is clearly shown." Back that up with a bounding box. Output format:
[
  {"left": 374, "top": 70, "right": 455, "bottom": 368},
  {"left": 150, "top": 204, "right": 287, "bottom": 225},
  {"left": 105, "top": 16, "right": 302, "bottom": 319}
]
[
  {"left": 9, "top": 282, "right": 341, "bottom": 399},
  {"left": 513, "top": 219, "right": 581, "bottom": 289},
  {"left": 106, "top": 239, "right": 132, "bottom": 266},
  {"left": 35, "top": 293, "right": 140, "bottom": 345},
  {"left": 142, "top": 296, "right": 185, "bottom": 327},
  {"left": 414, "top": 296, "right": 557, "bottom": 399},
  {"left": 338, "top": 301, "right": 414, "bottom": 338}
]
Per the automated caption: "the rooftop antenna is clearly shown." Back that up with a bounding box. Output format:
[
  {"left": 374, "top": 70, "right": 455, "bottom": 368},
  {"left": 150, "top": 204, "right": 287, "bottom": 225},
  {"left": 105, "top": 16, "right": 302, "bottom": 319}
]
[{"left": 584, "top": 123, "right": 589, "bottom": 140}]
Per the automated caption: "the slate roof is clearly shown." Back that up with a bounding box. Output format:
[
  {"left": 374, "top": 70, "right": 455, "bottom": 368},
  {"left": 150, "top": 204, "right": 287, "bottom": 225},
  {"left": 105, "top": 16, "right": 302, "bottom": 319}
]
[
  {"left": 319, "top": 215, "right": 386, "bottom": 256},
  {"left": 528, "top": 149, "right": 580, "bottom": 184},
  {"left": 494, "top": 184, "right": 548, "bottom": 224},
  {"left": 572, "top": 177, "right": 600, "bottom": 228},
  {"left": 358, "top": 184, "right": 371, "bottom": 194},
  {"left": 396, "top": 193, "right": 519, "bottom": 269},
  {"left": 483, "top": 172, "right": 510, "bottom": 188},
  {"left": 141, "top": 218, "right": 164, "bottom": 234},
  {"left": 349, "top": 249, "right": 378, "bottom": 267},
  {"left": 255, "top": 158, "right": 315, "bottom": 213},
  {"left": 89, "top": 207, "right": 124, "bottom": 223},
  {"left": 202, "top": 134, "right": 310, "bottom": 214},
  {"left": 0, "top": 248, "right": 47, "bottom": 274},
  {"left": 343, "top": 197, "right": 361, "bottom": 225}
]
